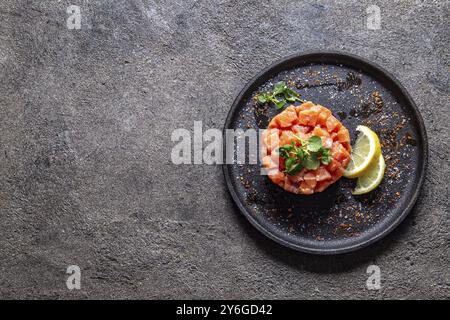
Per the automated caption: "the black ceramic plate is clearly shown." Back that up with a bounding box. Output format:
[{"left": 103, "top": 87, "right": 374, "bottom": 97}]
[{"left": 223, "top": 51, "right": 427, "bottom": 255}]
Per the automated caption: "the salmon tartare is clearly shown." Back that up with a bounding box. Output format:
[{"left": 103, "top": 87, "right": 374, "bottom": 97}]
[{"left": 262, "top": 101, "right": 352, "bottom": 195}]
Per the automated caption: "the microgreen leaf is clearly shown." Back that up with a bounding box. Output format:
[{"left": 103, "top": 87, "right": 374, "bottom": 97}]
[
  {"left": 274, "top": 99, "right": 286, "bottom": 109},
  {"left": 321, "top": 148, "right": 332, "bottom": 165},
  {"left": 273, "top": 81, "right": 287, "bottom": 95},
  {"left": 285, "top": 88, "right": 300, "bottom": 97},
  {"left": 256, "top": 81, "right": 304, "bottom": 109},
  {"left": 258, "top": 94, "right": 268, "bottom": 104},
  {"left": 303, "top": 153, "right": 320, "bottom": 170},
  {"left": 286, "top": 162, "right": 303, "bottom": 175},
  {"left": 285, "top": 95, "right": 297, "bottom": 102},
  {"left": 275, "top": 133, "right": 331, "bottom": 175},
  {"left": 278, "top": 145, "right": 292, "bottom": 159},
  {"left": 285, "top": 157, "right": 296, "bottom": 170},
  {"left": 296, "top": 148, "right": 307, "bottom": 161},
  {"left": 307, "top": 135, "right": 323, "bottom": 152}
]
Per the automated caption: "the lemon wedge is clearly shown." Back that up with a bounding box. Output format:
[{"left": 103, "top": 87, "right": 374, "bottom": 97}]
[
  {"left": 352, "top": 154, "right": 386, "bottom": 195},
  {"left": 343, "top": 125, "right": 381, "bottom": 178}
]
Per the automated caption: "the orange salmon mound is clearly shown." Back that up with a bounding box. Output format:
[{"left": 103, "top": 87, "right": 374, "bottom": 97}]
[{"left": 261, "top": 101, "right": 351, "bottom": 195}]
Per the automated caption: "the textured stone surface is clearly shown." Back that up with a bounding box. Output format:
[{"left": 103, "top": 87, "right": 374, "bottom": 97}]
[{"left": 0, "top": 0, "right": 448, "bottom": 299}]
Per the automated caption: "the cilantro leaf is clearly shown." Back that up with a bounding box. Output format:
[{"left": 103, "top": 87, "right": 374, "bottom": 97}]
[
  {"left": 303, "top": 153, "right": 320, "bottom": 170},
  {"left": 274, "top": 131, "right": 331, "bottom": 175},
  {"left": 285, "top": 95, "right": 298, "bottom": 102},
  {"left": 285, "top": 157, "right": 296, "bottom": 170},
  {"left": 307, "top": 136, "right": 322, "bottom": 152},
  {"left": 256, "top": 81, "right": 304, "bottom": 109},
  {"left": 285, "top": 162, "right": 303, "bottom": 175},
  {"left": 321, "top": 148, "right": 332, "bottom": 165},
  {"left": 274, "top": 99, "right": 286, "bottom": 109},
  {"left": 273, "top": 81, "right": 287, "bottom": 95},
  {"left": 258, "top": 94, "right": 268, "bottom": 104},
  {"left": 284, "top": 88, "right": 300, "bottom": 98},
  {"left": 278, "top": 145, "right": 293, "bottom": 159},
  {"left": 296, "top": 148, "right": 307, "bottom": 161}
]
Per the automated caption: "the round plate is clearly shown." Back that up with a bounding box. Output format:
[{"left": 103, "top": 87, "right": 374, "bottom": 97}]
[{"left": 223, "top": 51, "right": 428, "bottom": 255}]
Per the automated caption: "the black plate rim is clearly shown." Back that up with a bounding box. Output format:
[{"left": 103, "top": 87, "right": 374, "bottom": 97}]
[{"left": 222, "top": 50, "right": 428, "bottom": 255}]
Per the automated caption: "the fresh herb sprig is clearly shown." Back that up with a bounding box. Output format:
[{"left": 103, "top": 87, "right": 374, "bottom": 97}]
[
  {"left": 257, "top": 81, "right": 305, "bottom": 109},
  {"left": 278, "top": 135, "right": 332, "bottom": 175}
]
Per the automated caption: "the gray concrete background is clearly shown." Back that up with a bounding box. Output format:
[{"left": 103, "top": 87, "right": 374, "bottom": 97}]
[{"left": 0, "top": 0, "right": 448, "bottom": 299}]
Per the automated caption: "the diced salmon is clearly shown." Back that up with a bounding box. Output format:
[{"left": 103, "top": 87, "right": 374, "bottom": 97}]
[
  {"left": 267, "top": 150, "right": 283, "bottom": 168},
  {"left": 262, "top": 128, "right": 279, "bottom": 146},
  {"left": 288, "top": 168, "right": 307, "bottom": 183},
  {"left": 299, "top": 181, "right": 314, "bottom": 195},
  {"left": 292, "top": 124, "right": 310, "bottom": 134},
  {"left": 317, "top": 109, "right": 332, "bottom": 127},
  {"left": 322, "top": 137, "right": 333, "bottom": 149},
  {"left": 264, "top": 129, "right": 280, "bottom": 153},
  {"left": 303, "top": 172, "right": 318, "bottom": 189},
  {"left": 331, "top": 132, "right": 338, "bottom": 141},
  {"left": 296, "top": 101, "right": 314, "bottom": 113},
  {"left": 270, "top": 105, "right": 297, "bottom": 128},
  {"left": 311, "top": 126, "right": 333, "bottom": 148},
  {"left": 284, "top": 177, "right": 299, "bottom": 193},
  {"left": 342, "top": 141, "right": 351, "bottom": 152},
  {"left": 268, "top": 121, "right": 277, "bottom": 129},
  {"left": 340, "top": 154, "right": 350, "bottom": 168},
  {"left": 326, "top": 115, "right": 341, "bottom": 132},
  {"left": 310, "top": 105, "right": 323, "bottom": 113},
  {"left": 262, "top": 102, "right": 351, "bottom": 195},
  {"left": 268, "top": 170, "right": 285, "bottom": 185},
  {"left": 262, "top": 155, "right": 275, "bottom": 169},
  {"left": 261, "top": 128, "right": 268, "bottom": 143},
  {"left": 279, "top": 130, "right": 297, "bottom": 146},
  {"left": 337, "top": 127, "right": 350, "bottom": 143},
  {"left": 331, "top": 167, "right": 345, "bottom": 181},
  {"left": 332, "top": 142, "right": 350, "bottom": 165},
  {"left": 326, "top": 158, "right": 341, "bottom": 172},
  {"left": 298, "top": 109, "right": 319, "bottom": 127},
  {"left": 294, "top": 131, "right": 311, "bottom": 142},
  {"left": 314, "top": 166, "right": 332, "bottom": 181},
  {"left": 312, "top": 126, "right": 330, "bottom": 138}
]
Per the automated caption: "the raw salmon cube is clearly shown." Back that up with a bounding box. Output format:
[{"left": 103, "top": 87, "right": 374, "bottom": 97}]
[
  {"left": 298, "top": 109, "right": 319, "bottom": 127},
  {"left": 271, "top": 105, "right": 297, "bottom": 128},
  {"left": 279, "top": 130, "right": 297, "bottom": 146},
  {"left": 292, "top": 124, "right": 310, "bottom": 134},
  {"left": 296, "top": 101, "right": 314, "bottom": 113},
  {"left": 315, "top": 166, "right": 332, "bottom": 181},
  {"left": 268, "top": 170, "right": 285, "bottom": 185},
  {"left": 326, "top": 115, "right": 341, "bottom": 132},
  {"left": 312, "top": 126, "right": 330, "bottom": 138},
  {"left": 284, "top": 176, "right": 299, "bottom": 193},
  {"left": 299, "top": 181, "right": 314, "bottom": 195},
  {"left": 337, "top": 127, "right": 350, "bottom": 143},
  {"left": 326, "top": 158, "right": 341, "bottom": 172},
  {"left": 304, "top": 172, "right": 318, "bottom": 189},
  {"left": 265, "top": 130, "right": 281, "bottom": 153},
  {"left": 288, "top": 168, "right": 307, "bottom": 183}
]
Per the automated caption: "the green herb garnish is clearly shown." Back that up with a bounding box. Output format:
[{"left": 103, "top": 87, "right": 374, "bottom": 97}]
[
  {"left": 278, "top": 135, "right": 332, "bottom": 175},
  {"left": 257, "top": 81, "right": 304, "bottom": 109},
  {"left": 321, "top": 148, "right": 332, "bottom": 165}
]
